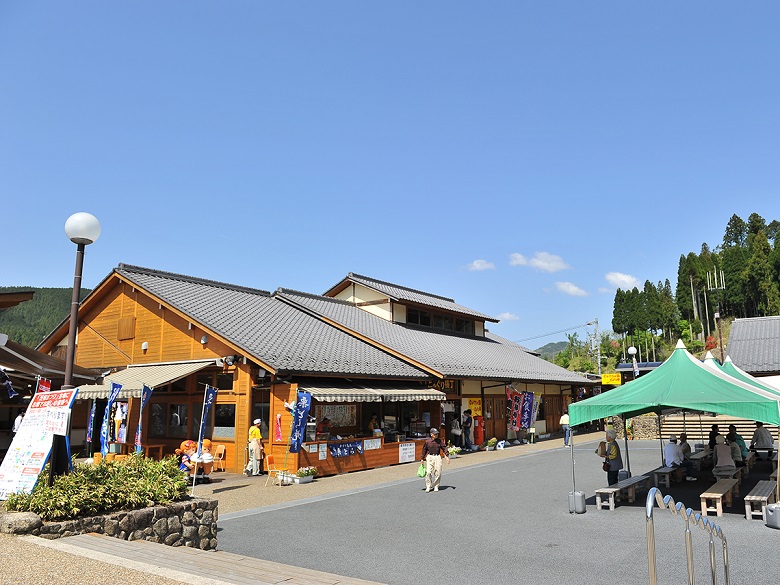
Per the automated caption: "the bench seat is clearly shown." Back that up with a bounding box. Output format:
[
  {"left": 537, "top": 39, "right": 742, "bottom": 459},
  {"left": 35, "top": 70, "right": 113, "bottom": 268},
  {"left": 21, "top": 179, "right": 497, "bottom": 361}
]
[
  {"left": 652, "top": 466, "right": 685, "bottom": 488},
  {"left": 744, "top": 480, "right": 777, "bottom": 522},
  {"left": 594, "top": 475, "right": 651, "bottom": 511},
  {"left": 700, "top": 479, "right": 739, "bottom": 517},
  {"left": 744, "top": 451, "right": 757, "bottom": 472}
]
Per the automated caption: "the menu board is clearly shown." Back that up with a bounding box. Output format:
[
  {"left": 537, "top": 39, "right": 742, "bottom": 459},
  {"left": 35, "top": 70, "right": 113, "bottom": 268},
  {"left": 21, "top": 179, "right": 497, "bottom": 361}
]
[
  {"left": 0, "top": 389, "right": 78, "bottom": 500},
  {"left": 398, "top": 442, "right": 416, "bottom": 463}
]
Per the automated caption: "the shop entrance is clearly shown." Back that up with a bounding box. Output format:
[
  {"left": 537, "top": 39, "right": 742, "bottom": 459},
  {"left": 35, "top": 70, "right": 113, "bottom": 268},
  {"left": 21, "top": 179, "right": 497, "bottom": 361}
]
[
  {"left": 483, "top": 396, "right": 507, "bottom": 441},
  {"left": 544, "top": 395, "right": 562, "bottom": 433}
]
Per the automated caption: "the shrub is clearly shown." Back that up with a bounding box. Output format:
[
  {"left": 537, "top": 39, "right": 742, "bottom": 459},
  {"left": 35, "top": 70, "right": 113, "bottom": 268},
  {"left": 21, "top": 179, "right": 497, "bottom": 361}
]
[{"left": 4, "top": 455, "right": 190, "bottom": 521}]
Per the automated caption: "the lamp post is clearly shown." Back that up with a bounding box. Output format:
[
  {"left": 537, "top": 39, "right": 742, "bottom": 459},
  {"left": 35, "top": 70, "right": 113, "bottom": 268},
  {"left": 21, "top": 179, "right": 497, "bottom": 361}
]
[
  {"left": 628, "top": 346, "right": 638, "bottom": 380},
  {"left": 50, "top": 212, "right": 101, "bottom": 484}
]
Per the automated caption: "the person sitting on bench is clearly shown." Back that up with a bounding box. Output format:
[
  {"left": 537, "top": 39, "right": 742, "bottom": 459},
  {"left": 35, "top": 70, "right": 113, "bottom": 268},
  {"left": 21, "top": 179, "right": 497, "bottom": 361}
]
[
  {"left": 712, "top": 435, "right": 737, "bottom": 479},
  {"left": 665, "top": 435, "right": 697, "bottom": 481},
  {"left": 750, "top": 421, "right": 774, "bottom": 461}
]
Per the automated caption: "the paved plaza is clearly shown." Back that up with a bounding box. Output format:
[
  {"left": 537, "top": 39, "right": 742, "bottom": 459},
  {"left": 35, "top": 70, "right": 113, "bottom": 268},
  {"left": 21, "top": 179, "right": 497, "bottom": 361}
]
[{"left": 3, "top": 433, "right": 779, "bottom": 584}]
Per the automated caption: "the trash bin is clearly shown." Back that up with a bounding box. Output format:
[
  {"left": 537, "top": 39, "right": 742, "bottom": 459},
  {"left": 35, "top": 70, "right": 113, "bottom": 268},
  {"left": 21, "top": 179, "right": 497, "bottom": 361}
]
[
  {"left": 618, "top": 469, "right": 631, "bottom": 481},
  {"left": 569, "top": 491, "right": 586, "bottom": 514}
]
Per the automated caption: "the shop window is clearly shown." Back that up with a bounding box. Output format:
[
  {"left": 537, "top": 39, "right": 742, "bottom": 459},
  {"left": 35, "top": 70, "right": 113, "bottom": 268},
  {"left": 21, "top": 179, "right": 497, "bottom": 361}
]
[
  {"left": 216, "top": 373, "right": 234, "bottom": 390},
  {"left": 213, "top": 404, "right": 236, "bottom": 439},
  {"left": 253, "top": 400, "right": 270, "bottom": 438},
  {"left": 191, "top": 403, "right": 213, "bottom": 439},
  {"left": 149, "top": 403, "right": 166, "bottom": 437},
  {"left": 169, "top": 404, "right": 189, "bottom": 438}
]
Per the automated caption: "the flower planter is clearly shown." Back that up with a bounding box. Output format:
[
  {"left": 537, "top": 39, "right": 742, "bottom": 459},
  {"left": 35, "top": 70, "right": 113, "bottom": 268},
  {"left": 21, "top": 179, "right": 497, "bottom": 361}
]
[
  {"left": 277, "top": 472, "right": 295, "bottom": 485},
  {"left": 448, "top": 453, "right": 458, "bottom": 459},
  {"left": 486, "top": 445, "right": 496, "bottom": 451},
  {"left": 293, "top": 475, "right": 314, "bottom": 484}
]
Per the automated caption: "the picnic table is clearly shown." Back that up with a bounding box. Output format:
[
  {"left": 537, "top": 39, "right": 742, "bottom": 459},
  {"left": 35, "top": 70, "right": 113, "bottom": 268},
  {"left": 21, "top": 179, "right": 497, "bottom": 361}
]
[{"left": 688, "top": 451, "right": 709, "bottom": 472}]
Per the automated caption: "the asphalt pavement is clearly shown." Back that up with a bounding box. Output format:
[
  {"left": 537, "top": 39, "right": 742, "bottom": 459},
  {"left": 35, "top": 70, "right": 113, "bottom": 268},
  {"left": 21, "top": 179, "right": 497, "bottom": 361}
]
[{"left": 5, "top": 432, "right": 780, "bottom": 584}]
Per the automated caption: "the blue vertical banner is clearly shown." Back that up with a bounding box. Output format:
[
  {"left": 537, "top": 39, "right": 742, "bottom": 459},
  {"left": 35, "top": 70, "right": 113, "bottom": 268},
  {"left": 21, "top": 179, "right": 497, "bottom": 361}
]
[
  {"left": 289, "top": 390, "right": 312, "bottom": 453},
  {"left": 196, "top": 385, "right": 218, "bottom": 457},
  {"left": 85, "top": 400, "right": 97, "bottom": 443},
  {"left": 135, "top": 384, "right": 154, "bottom": 454},
  {"left": 100, "top": 382, "right": 122, "bottom": 457},
  {"left": 520, "top": 391, "right": 534, "bottom": 429}
]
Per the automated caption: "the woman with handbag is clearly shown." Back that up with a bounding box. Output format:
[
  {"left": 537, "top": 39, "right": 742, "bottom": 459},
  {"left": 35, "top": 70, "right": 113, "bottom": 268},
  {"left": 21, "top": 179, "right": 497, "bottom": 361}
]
[
  {"left": 450, "top": 416, "right": 462, "bottom": 448},
  {"left": 602, "top": 429, "right": 623, "bottom": 485}
]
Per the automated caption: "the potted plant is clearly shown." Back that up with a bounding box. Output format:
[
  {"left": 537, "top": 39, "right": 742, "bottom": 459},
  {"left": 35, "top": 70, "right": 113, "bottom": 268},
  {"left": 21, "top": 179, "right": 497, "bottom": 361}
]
[
  {"left": 447, "top": 443, "right": 461, "bottom": 458},
  {"left": 486, "top": 437, "right": 498, "bottom": 451},
  {"left": 294, "top": 466, "right": 317, "bottom": 484}
]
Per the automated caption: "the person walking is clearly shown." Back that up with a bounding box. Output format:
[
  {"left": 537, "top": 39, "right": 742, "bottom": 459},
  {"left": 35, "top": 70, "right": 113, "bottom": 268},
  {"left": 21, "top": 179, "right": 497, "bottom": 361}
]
[
  {"left": 559, "top": 410, "right": 570, "bottom": 447},
  {"left": 421, "top": 427, "right": 450, "bottom": 492},
  {"left": 602, "top": 429, "right": 623, "bottom": 485},
  {"left": 462, "top": 409, "right": 473, "bottom": 452}
]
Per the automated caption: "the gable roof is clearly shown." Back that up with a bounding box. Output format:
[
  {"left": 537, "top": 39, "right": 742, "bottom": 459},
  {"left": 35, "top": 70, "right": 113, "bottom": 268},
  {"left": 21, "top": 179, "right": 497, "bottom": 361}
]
[
  {"left": 324, "top": 273, "right": 499, "bottom": 323},
  {"left": 726, "top": 316, "right": 780, "bottom": 375},
  {"left": 110, "top": 264, "right": 430, "bottom": 380},
  {"left": 276, "top": 288, "right": 591, "bottom": 384}
]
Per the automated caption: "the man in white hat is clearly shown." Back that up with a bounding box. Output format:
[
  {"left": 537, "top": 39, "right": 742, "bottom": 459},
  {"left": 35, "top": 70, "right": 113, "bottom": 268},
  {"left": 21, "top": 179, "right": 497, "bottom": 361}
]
[
  {"left": 247, "top": 418, "right": 264, "bottom": 476},
  {"left": 664, "top": 435, "right": 696, "bottom": 481}
]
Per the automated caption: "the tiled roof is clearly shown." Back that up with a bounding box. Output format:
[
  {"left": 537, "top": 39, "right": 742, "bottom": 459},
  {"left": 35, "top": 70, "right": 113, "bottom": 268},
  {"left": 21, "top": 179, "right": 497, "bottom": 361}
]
[
  {"left": 326, "top": 273, "right": 499, "bottom": 322},
  {"left": 276, "top": 289, "right": 592, "bottom": 384},
  {"left": 114, "top": 265, "right": 429, "bottom": 379},
  {"left": 726, "top": 316, "right": 780, "bottom": 374}
]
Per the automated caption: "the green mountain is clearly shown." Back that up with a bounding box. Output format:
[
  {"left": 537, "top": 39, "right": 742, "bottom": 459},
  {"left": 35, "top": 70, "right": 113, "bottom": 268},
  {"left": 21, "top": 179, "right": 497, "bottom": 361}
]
[
  {"left": 0, "top": 287, "right": 91, "bottom": 348},
  {"left": 534, "top": 341, "right": 567, "bottom": 360}
]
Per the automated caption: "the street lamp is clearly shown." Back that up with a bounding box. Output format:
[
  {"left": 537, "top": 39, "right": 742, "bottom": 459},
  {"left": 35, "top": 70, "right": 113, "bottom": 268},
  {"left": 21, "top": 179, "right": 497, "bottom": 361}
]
[
  {"left": 628, "top": 346, "right": 638, "bottom": 380},
  {"left": 51, "top": 212, "right": 101, "bottom": 483}
]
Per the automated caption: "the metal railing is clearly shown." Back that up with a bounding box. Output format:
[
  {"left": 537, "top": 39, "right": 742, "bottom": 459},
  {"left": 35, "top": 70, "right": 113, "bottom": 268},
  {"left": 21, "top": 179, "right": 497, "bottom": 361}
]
[{"left": 645, "top": 487, "right": 730, "bottom": 585}]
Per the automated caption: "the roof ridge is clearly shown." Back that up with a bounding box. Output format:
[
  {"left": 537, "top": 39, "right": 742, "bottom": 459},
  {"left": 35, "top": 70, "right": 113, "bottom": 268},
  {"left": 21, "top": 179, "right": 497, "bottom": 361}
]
[
  {"left": 276, "top": 287, "right": 354, "bottom": 305},
  {"left": 116, "top": 263, "right": 271, "bottom": 296},
  {"left": 347, "top": 272, "right": 455, "bottom": 303}
]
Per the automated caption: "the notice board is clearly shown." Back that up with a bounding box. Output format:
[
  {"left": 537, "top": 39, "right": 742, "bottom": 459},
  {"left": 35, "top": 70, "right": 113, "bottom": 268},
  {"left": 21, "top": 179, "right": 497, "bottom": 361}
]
[{"left": 0, "top": 389, "right": 78, "bottom": 499}]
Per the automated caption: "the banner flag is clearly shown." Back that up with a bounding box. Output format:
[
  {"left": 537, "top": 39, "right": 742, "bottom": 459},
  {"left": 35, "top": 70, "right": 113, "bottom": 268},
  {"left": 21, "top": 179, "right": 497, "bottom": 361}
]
[
  {"left": 632, "top": 356, "right": 640, "bottom": 378},
  {"left": 289, "top": 390, "right": 312, "bottom": 453},
  {"left": 1, "top": 369, "right": 18, "bottom": 399},
  {"left": 85, "top": 400, "right": 97, "bottom": 443},
  {"left": 196, "top": 385, "right": 218, "bottom": 457},
  {"left": 100, "top": 382, "right": 122, "bottom": 457},
  {"left": 135, "top": 384, "right": 154, "bottom": 454},
  {"left": 509, "top": 391, "right": 523, "bottom": 431},
  {"left": 36, "top": 377, "right": 52, "bottom": 393},
  {"left": 530, "top": 394, "right": 541, "bottom": 427},
  {"left": 520, "top": 391, "right": 534, "bottom": 429}
]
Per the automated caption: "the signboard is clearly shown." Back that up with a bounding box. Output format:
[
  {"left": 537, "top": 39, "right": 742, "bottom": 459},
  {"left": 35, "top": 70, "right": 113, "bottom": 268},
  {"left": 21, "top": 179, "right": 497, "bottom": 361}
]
[
  {"left": 363, "top": 438, "right": 381, "bottom": 451},
  {"left": 0, "top": 388, "right": 78, "bottom": 500},
  {"left": 468, "top": 398, "right": 483, "bottom": 416},
  {"left": 398, "top": 442, "right": 416, "bottom": 463},
  {"left": 601, "top": 373, "right": 622, "bottom": 386}
]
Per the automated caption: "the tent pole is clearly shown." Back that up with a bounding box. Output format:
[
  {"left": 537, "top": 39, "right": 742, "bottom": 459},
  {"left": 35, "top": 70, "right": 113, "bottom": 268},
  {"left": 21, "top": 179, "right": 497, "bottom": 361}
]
[
  {"left": 698, "top": 414, "right": 704, "bottom": 448},
  {"left": 570, "top": 431, "right": 576, "bottom": 494},
  {"left": 623, "top": 413, "right": 631, "bottom": 476},
  {"left": 657, "top": 410, "right": 665, "bottom": 467}
]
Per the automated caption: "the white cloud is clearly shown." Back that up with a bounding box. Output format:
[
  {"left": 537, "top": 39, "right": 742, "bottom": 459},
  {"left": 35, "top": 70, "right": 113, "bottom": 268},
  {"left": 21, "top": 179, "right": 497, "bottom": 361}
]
[
  {"left": 605, "top": 272, "right": 640, "bottom": 290},
  {"left": 555, "top": 281, "right": 588, "bottom": 296},
  {"left": 509, "top": 253, "right": 528, "bottom": 266},
  {"left": 510, "top": 251, "right": 570, "bottom": 273},
  {"left": 467, "top": 259, "right": 495, "bottom": 271},
  {"left": 497, "top": 312, "right": 519, "bottom": 321}
]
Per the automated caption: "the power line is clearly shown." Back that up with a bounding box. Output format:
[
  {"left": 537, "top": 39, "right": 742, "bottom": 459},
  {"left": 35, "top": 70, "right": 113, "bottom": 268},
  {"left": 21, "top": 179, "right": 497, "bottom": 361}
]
[{"left": 516, "top": 320, "right": 596, "bottom": 343}]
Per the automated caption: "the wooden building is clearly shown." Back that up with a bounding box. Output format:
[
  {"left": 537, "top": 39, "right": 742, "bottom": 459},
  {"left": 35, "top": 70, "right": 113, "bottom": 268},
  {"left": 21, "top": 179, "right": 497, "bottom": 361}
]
[{"left": 38, "top": 265, "right": 592, "bottom": 475}]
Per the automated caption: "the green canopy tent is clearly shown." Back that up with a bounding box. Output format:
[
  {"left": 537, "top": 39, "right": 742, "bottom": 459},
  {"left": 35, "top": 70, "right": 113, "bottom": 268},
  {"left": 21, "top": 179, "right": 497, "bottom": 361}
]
[
  {"left": 567, "top": 341, "right": 780, "bottom": 497},
  {"left": 569, "top": 341, "right": 780, "bottom": 428}
]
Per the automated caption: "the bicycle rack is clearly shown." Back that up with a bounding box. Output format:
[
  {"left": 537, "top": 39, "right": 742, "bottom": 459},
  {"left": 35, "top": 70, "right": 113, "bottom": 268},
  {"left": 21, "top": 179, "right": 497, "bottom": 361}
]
[{"left": 646, "top": 486, "right": 730, "bottom": 585}]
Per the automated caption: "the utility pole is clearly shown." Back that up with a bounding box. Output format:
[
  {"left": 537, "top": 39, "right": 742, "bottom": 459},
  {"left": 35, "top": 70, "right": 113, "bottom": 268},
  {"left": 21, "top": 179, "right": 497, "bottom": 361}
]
[
  {"left": 708, "top": 268, "right": 726, "bottom": 363},
  {"left": 587, "top": 319, "right": 601, "bottom": 375}
]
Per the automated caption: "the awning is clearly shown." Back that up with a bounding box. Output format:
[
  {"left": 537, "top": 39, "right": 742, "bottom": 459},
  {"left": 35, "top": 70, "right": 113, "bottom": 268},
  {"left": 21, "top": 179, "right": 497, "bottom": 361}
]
[
  {"left": 76, "top": 360, "right": 218, "bottom": 399},
  {"left": 0, "top": 333, "right": 101, "bottom": 382},
  {"left": 297, "top": 382, "right": 383, "bottom": 402},
  {"left": 296, "top": 381, "right": 446, "bottom": 403}
]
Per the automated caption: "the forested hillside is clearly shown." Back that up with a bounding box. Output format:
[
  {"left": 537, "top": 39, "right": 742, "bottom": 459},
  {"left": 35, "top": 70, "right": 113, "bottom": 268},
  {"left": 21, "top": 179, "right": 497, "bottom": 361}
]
[{"left": 0, "top": 287, "right": 90, "bottom": 347}]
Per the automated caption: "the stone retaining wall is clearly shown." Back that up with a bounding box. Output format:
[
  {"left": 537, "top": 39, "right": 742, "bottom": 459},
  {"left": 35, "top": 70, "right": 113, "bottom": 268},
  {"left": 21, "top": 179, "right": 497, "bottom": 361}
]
[{"left": 0, "top": 497, "right": 217, "bottom": 550}]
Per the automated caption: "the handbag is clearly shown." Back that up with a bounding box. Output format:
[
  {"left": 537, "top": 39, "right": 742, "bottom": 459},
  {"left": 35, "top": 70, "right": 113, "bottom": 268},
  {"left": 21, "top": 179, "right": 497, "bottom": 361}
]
[
  {"left": 602, "top": 459, "right": 611, "bottom": 472},
  {"left": 451, "top": 428, "right": 462, "bottom": 436},
  {"left": 417, "top": 462, "right": 427, "bottom": 477}
]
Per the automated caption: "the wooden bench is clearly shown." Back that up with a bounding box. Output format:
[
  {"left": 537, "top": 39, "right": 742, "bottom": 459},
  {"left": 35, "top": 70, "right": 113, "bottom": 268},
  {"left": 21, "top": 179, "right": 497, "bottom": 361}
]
[
  {"left": 653, "top": 466, "right": 685, "bottom": 488},
  {"left": 688, "top": 451, "right": 709, "bottom": 472},
  {"left": 744, "top": 480, "right": 777, "bottom": 522},
  {"left": 700, "top": 479, "right": 739, "bottom": 517},
  {"left": 595, "top": 475, "right": 651, "bottom": 511},
  {"left": 744, "top": 451, "right": 757, "bottom": 472}
]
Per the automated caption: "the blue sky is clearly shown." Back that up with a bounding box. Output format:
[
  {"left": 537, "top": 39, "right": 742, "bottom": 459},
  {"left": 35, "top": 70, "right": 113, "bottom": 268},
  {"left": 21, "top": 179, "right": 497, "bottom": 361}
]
[{"left": 2, "top": 2, "right": 778, "bottom": 348}]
